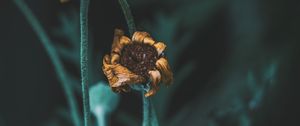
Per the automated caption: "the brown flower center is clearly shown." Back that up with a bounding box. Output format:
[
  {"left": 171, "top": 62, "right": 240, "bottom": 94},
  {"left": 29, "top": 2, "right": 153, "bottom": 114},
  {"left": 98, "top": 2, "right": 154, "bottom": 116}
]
[{"left": 120, "top": 43, "right": 158, "bottom": 79}]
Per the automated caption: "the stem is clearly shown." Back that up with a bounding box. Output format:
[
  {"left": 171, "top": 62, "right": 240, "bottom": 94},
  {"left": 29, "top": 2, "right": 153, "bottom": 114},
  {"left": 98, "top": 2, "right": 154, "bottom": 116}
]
[
  {"left": 142, "top": 92, "right": 150, "bottom": 126},
  {"left": 80, "top": 0, "right": 91, "bottom": 126},
  {"left": 117, "top": 0, "right": 159, "bottom": 125},
  {"left": 142, "top": 91, "right": 159, "bottom": 126},
  {"left": 95, "top": 106, "right": 107, "bottom": 126},
  {"left": 118, "top": 0, "right": 136, "bottom": 36},
  {"left": 150, "top": 100, "right": 159, "bottom": 126},
  {"left": 97, "top": 113, "right": 106, "bottom": 126},
  {"left": 13, "top": 0, "right": 81, "bottom": 126}
]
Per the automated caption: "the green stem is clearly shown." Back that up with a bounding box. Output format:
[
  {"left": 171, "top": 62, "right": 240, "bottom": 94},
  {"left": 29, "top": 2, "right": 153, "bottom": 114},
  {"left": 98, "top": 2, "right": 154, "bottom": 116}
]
[
  {"left": 142, "top": 92, "right": 150, "bottom": 126},
  {"left": 117, "top": 0, "right": 159, "bottom": 125},
  {"left": 80, "top": 0, "right": 91, "bottom": 126},
  {"left": 95, "top": 107, "right": 107, "bottom": 126},
  {"left": 142, "top": 91, "right": 159, "bottom": 126},
  {"left": 13, "top": 0, "right": 81, "bottom": 126},
  {"left": 118, "top": 0, "right": 136, "bottom": 36}
]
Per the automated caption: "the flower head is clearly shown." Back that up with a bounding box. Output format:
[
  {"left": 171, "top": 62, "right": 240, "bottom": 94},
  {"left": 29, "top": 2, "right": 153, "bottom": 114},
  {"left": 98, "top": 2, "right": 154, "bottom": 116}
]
[{"left": 102, "top": 29, "right": 173, "bottom": 97}]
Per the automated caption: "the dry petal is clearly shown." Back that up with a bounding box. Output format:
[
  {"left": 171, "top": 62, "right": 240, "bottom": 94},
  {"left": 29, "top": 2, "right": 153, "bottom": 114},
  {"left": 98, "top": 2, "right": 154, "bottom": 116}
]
[
  {"left": 153, "top": 42, "right": 166, "bottom": 56},
  {"left": 148, "top": 70, "right": 161, "bottom": 87},
  {"left": 143, "top": 37, "right": 155, "bottom": 45},
  {"left": 102, "top": 55, "right": 119, "bottom": 87},
  {"left": 103, "top": 29, "right": 173, "bottom": 96},
  {"left": 111, "top": 64, "right": 145, "bottom": 87},
  {"left": 155, "top": 57, "right": 173, "bottom": 85},
  {"left": 103, "top": 54, "right": 145, "bottom": 89},
  {"left": 132, "top": 31, "right": 150, "bottom": 43},
  {"left": 111, "top": 53, "right": 120, "bottom": 64},
  {"left": 102, "top": 55, "right": 111, "bottom": 74},
  {"left": 111, "top": 29, "right": 125, "bottom": 54},
  {"left": 145, "top": 70, "right": 161, "bottom": 97},
  {"left": 120, "top": 36, "right": 132, "bottom": 45}
]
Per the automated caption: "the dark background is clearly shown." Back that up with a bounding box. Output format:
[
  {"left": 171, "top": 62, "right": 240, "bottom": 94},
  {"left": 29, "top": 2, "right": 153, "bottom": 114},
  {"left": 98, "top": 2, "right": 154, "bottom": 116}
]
[{"left": 1, "top": 0, "right": 300, "bottom": 126}]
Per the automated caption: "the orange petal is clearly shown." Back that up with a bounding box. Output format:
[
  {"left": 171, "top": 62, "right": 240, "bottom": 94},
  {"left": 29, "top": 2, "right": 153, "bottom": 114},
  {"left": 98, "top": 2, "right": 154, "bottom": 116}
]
[
  {"left": 145, "top": 70, "right": 161, "bottom": 97},
  {"left": 132, "top": 31, "right": 150, "bottom": 43},
  {"left": 153, "top": 42, "right": 166, "bottom": 56},
  {"left": 111, "top": 53, "right": 120, "bottom": 65},
  {"left": 103, "top": 55, "right": 144, "bottom": 88},
  {"left": 148, "top": 70, "right": 161, "bottom": 87},
  {"left": 102, "top": 55, "right": 111, "bottom": 73},
  {"left": 111, "top": 29, "right": 125, "bottom": 54},
  {"left": 120, "top": 36, "right": 132, "bottom": 45},
  {"left": 155, "top": 57, "right": 173, "bottom": 85},
  {"left": 111, "top": 64, "right": 145, "bottom": 87},
  {"left": 102, "top": 55, "right": 119, "bottom": 87},
  {"left": 143, "top": 37, "right": 155, "bottom": 45}
]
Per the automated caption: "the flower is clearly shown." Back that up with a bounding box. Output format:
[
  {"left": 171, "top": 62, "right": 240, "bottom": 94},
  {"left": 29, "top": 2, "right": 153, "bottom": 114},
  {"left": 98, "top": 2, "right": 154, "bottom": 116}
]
[{"left": 102, "top": 29, "right": 173, "bottom": 97}]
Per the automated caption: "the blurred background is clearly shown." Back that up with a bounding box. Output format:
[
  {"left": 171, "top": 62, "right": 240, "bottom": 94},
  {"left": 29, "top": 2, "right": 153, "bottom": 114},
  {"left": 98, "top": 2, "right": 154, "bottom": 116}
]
[{"left": 1, "top": 0, "right": 300, "bottom": 126}]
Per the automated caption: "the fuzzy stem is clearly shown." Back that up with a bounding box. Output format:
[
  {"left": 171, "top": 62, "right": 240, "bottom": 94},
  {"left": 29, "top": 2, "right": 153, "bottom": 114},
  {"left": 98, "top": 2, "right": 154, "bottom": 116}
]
[
  {"left": 118, "top": 0, "right": 136, "bottom": 36},
  {"left": 13, "top": 0, "right": 81, "bottom": 126},
  {"left": 80, "top": 0, "right": 91, "bottom": 126}
]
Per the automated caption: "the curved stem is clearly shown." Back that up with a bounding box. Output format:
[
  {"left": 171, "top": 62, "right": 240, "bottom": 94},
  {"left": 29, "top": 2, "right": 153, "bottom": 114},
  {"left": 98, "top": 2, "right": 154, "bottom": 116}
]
[
  {"left": 118, "top": 0, "right": 136, "bottom": 36},
  {"left": 117, "top": 0, "right": 159, "bottom": 125},
  {"left": 80, "top": 0, "right": 91, "bottom": 126},
  {"left": 13, "top": 0, "right": 81, "bottom": 126}
]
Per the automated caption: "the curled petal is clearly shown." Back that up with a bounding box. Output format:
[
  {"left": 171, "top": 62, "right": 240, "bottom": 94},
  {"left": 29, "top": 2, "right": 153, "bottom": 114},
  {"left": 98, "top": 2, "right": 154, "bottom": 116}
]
[
  {"left": 143, "top": 37, "right": 155, "bottom": 45},
  {"left": 111, "top": 64, "right": 145, "bottom": 87},
  {"left": 103, "top": 54, "right": 111, "bottom": 64},
  {"left": 120, "top": 36, "right": 132, "bottom": 45},
  {"left": 111, "top": 53, "right": 120, "bottom": 64},
  {"left": 103, "top": 55, "right": 145, "bottom": 89},
  {"left": 155, "top": 57, "right": 173, "bottom": 85},
  {"left": 111, "top": 29, "right": 125, "bottom": 54},
  {"left": 153, "top": 42, "right": 166, "bottom": 56},
  {"left": 132, "top": 31, "right": 150, "bottom": 43},
  {"left": 145, "top": 70, "right": 161, "bottom": 97},
  {"left": 102, "top": 55, "right": 118, "bottom": 87},
  {"left": 103, "top": 29, "right": 173, "bottom": 96},
  {"left": 149, "top": 70, "right": 161, "bottom": 85},
  {"left": 102, "top": 55, "right": 111, "bottom": 73}
]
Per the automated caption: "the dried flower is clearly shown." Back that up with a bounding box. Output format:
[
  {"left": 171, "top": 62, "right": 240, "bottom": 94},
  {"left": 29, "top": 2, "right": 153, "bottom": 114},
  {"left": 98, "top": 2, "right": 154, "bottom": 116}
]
[{"left": 102, "top": 29, "right": 173, "bottom": 97}]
